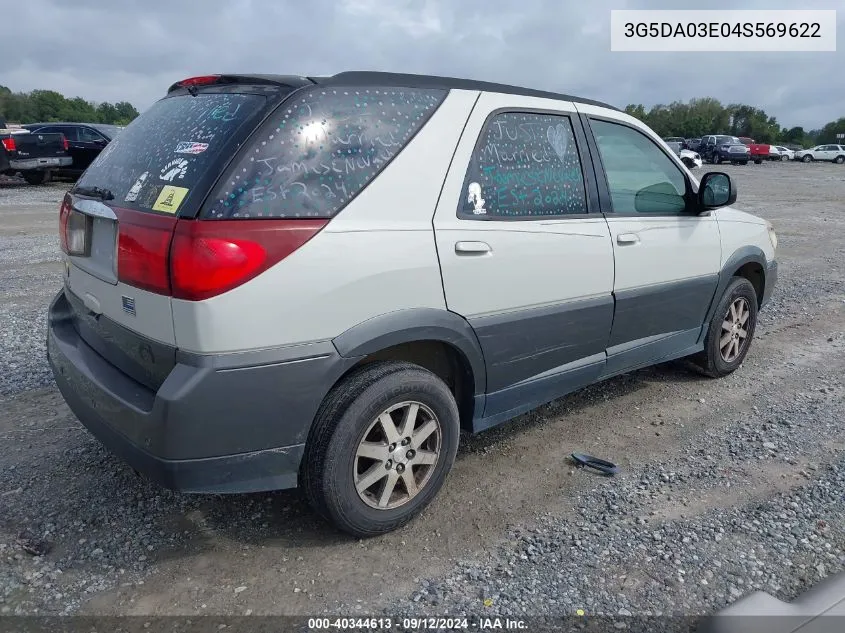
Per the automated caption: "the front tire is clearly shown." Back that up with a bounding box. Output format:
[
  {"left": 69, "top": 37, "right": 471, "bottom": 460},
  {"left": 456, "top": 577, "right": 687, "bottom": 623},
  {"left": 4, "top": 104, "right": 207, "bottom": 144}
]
[
  {"left": 754, "top": 158, "right": 762, "bottom": 164},
  {"left": 692, "top": 277, "right": 758, "bottom": 378},
  {"left": 781, "top": 154, "right": 789, "bottom": 161},
  {"left": 802, "top": 155, "right": 813, "bottom": 163},
  {"left": 301, "top": 361, "right": 460, "bottom": 537}
]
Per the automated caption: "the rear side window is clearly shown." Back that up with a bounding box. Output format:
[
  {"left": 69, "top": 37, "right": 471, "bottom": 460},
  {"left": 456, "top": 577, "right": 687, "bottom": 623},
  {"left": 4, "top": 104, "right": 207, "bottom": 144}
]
[
  {"left": 459, "top": 111, "right": 588, "bottom": 219},
  {"left": 201, "top": 86, "right": 446, "bottom": 219},
  {"left": 76, "top": 93, "right": 266, "bottom": 214}
]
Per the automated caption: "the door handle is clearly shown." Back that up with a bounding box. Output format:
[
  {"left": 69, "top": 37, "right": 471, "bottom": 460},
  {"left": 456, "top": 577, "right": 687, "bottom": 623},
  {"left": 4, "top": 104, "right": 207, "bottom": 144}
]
[
  {"left": 617, "top": 233, "right": 640, "bottom": 245},
  {"left": 455, "top": 241, "right": 491, "bottom": 255}
]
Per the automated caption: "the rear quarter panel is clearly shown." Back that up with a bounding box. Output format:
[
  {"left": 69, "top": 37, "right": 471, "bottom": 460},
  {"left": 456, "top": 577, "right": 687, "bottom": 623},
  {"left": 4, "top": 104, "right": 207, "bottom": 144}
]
[{"left": 172, "top": 89, "right": 480, "bottom": 354}]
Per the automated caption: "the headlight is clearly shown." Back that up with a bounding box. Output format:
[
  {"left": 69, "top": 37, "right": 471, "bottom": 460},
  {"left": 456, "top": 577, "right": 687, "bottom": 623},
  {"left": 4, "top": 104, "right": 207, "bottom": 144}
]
[{"left": 767, "top": 223, "right": 778, "bottom": 251}]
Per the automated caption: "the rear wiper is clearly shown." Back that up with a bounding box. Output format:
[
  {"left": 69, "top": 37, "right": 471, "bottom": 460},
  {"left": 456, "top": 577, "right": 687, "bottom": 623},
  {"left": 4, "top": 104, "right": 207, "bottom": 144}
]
[{"left": 73, "top": 185, "right": 114, "bottom": 201}]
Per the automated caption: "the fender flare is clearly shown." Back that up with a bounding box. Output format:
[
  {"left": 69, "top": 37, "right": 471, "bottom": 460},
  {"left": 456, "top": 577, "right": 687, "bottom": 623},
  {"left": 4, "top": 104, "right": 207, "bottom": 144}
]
[
  {"left": 699, "top": 246, "right": 769, "bottom": 340},
  {"left": 332, "top": 308, "right": 487, "bottom": 395}
]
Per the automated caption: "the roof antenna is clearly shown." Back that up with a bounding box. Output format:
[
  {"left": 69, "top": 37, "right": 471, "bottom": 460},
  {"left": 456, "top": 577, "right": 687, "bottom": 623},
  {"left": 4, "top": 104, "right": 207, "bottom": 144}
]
[{"left": 187, "top": 84, "right": 199, "bottom": 97}]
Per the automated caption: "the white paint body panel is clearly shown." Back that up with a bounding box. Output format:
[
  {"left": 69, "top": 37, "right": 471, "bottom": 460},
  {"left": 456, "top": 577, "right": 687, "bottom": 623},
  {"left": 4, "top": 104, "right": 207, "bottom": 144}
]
[
  {"left": 432, "top": 92, "right": 614, "bottom": 319},
  {"left": 715, "top": 207, "right": 775, "bottom": 266},
  {"left": 66, "top": 262, "right": 176, "bottom": 345},
  {"left": 173, "top": 90, "right": 479, "bottom": 354}
]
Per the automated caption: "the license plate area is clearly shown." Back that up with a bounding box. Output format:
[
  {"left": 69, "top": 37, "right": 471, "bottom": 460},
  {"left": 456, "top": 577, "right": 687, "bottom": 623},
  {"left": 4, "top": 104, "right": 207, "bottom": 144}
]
[{"left": 67, "top": 201, "right": 119, "bottom": 285}]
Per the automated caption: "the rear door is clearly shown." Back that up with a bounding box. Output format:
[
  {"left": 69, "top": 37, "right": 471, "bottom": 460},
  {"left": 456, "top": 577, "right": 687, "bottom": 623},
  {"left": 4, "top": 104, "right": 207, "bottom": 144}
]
[
  {"left": 579, "top": 109, "right": 722, "bottom": 377},
  {"left": 433, "top": 92, "right": 615, "bottom": 419}
]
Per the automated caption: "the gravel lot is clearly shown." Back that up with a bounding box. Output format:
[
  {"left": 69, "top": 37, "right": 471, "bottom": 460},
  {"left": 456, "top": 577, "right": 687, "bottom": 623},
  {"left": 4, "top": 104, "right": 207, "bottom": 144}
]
[{"left": 1, "top": 162, "right": 844, "bottom": 623}]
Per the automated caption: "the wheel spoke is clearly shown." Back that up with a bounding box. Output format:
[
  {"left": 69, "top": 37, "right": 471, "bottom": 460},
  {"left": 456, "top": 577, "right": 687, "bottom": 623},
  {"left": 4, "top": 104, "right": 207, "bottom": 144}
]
[
  {"left": 722, "top": 320, "right": 733, "bottom": 332},
  {"left": 378, "top": 413, "right": 401, "bottom": 445},
  {"left": 357, "top": 441, "right": 388, "bottom": 462},
  {"left": 739, "top": 306, "right": 749, "bottom": 325},
  {"left": 414, "top": 449, "right": 438, "bottom": 466},
  {"left": 730, "top": 302, "right": 739, "bottom": 322},
  {"left": 411, "top": 420, "right": 438, "bottom": 449},
  {"left": 399, "top": 403, "right": 419, "bottom": 437},
  {"left": 402, "top": 471, "right": 418, "bottom": 497},
  {"left": 378, "top": 471, "right": 400, "bottom": 508},
  {"left": 737, "top": 329, "right": 747, "bottom": 340},
  {"left": 720, "top": 332, "right": 732, "bottom": 349},
  {"left": 730, "top": 339, "right": 739, "bottom": 360},
  {"left": 356, "top": 464, "right": 387, "bottom": 494}
]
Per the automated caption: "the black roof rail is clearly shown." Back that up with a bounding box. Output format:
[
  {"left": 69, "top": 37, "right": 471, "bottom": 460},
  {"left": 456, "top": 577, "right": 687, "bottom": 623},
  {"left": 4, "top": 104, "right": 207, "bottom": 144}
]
[{"left": 312, "top": 71, "right": 619, "bottom": 111}]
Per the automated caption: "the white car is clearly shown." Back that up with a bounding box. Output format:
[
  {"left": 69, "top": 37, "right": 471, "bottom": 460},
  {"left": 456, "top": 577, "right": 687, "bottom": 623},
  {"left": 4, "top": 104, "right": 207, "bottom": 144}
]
[
  {"left": 771, "top": 146, "right": 795, "bottom": 161},
  {"left": 679, "top": 148, "right": 703, "bottom": 168},
  {"left": 46, "top": 72, "right": 779, "bottom": 537},
  {"left": 794, "top": 144, "right": 845, "bottom": 163}
]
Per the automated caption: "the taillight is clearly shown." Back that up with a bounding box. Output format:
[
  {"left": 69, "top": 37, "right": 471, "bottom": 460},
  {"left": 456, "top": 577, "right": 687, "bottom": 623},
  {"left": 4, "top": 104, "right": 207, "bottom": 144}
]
[
  {"left": 1, "top": 137, "right": 16, "bottom": 152},
  {"left": 59, "top": 195, "right": 72, "bottom": 254},
  {"left": 61, "top": 135, "right": 69, "bottom": 151},
  {"left": 169, "top": 219, "right": 327, "bottom": 301},
  {"left": 116, "top": 211, "right": 178, "bottom": 295}
]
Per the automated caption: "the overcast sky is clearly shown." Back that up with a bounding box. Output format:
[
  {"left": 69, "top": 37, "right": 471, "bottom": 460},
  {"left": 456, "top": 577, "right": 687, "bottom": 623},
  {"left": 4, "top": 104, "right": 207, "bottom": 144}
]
[{"left": 1, "top": 0, "right": 842, "bottom": 129}]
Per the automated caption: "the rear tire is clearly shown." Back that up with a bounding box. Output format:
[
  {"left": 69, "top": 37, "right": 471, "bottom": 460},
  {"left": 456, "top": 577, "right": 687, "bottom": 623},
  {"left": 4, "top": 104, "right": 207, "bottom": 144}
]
[
  {"left": 22, "top": 171, "right": 48, "bottom": 185},
  {"left": 301, "top": 361, "right": 460, "bottom": 538},
  {"left": 691, "top": 277, "right": 758, "bottom": 378},
  {"left": 754, "top": 158, "right": 762, "bottom": 165},
  {"left": 835, "top": 155, "right": 845, "bottom": 164}
]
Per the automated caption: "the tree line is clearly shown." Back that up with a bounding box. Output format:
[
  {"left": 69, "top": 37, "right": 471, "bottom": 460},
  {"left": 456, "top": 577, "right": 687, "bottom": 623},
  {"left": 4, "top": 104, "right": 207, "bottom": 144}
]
[
  {"left": 0, "top": 86, "right": 139, "bottom": 126},
  {"left": 624, "top": 98, "right": 844, "bottom": 147}
]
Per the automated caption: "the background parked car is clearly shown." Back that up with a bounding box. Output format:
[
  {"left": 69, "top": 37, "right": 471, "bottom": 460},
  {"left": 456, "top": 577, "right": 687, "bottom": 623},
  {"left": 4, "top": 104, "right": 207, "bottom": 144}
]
[
  {"left": 22, "top": 122, "right": 123, "bottom": 179},
  {"left": 737, "top": 137, "right": 771, "bottom": 164},
  {"left": 1, "top": 128, "right": 72, "bottom": 184},
  {"left": 794, "top": 144, "right": 845, "bottom": 163},
  {"left": 685, "top": 137, "right": 701, "bottom": 151},
  {"left": 700, "top": 135, "right": 750, "bottom": 165},
  {"left": 770, "top": 146, "right": 795, "bottom": 161}
]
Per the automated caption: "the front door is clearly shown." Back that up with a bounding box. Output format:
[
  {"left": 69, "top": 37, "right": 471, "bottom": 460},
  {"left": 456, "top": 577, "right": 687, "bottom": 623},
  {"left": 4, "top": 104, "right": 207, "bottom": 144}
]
[
  {"left": 433, "top": 92, "right": 615, "bottom": 426},
  {"left": 579, "top": 112, "right": 723, "bottom": 377}
]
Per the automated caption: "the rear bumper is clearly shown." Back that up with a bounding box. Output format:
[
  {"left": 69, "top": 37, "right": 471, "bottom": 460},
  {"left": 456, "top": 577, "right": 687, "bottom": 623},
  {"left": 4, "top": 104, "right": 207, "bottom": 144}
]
[
  {"left": 760, "top": 260, "right": 778, "bottom": 308},
  {"left": 47, "top": 288, "right": 355, "bottom": 493},
  {"left": 10, "top": 156, "right": 72, "bottom": 170}
]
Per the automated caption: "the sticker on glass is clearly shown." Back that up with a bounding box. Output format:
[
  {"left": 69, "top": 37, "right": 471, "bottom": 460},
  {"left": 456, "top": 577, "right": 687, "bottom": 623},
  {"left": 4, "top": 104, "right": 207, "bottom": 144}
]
[
  {"left": 175, "top": 141, "right": 209, "bottom": 155},
  {"left": 124, "top": 171, "right": 149, "bottom": 202},
  {"left": 547, "top": 124, "right": 569, "bottom": 161},
  {"left": 467, "top": 182, "right": 486, "bottom": 215},
  {"left": 152, "top": 185, "right": 189, "bottom": 213},
  {"left": 159, "top": 158, "right": 189, "bottom": 182}
]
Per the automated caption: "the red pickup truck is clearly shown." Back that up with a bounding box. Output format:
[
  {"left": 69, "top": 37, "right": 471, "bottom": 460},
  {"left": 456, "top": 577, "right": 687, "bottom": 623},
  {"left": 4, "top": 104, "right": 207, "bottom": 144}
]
[{"left": 738, "top": 137, "right": 771, "bottom": 164}]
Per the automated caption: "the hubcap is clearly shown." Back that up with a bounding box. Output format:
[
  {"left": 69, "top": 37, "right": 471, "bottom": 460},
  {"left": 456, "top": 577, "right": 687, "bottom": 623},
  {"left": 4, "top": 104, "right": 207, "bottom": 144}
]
[
  {"left": 720, "top": 297, "right": 750, "bottom": 363},
  {"left": 353, "top": 401, "right": 441, "bottom": 510}
]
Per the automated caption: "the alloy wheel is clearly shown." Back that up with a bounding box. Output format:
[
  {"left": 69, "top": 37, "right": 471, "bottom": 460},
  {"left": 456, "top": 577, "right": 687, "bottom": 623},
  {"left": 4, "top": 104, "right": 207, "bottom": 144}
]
[
  {"left": 353, "top": 401, "right": 442, "bottom": 510},
  {"left": 720, "top": 297, "right": 751, "bottom": 363}
]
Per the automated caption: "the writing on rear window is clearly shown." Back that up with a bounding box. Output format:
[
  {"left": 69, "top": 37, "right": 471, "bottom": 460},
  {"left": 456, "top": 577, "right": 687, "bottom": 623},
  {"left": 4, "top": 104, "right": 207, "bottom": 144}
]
[
  {"left": 75, "top": 93, "right": 264, "bottom": 213},
  {"left": 203, "top": 87, "right": 446, "bottom": 219}
]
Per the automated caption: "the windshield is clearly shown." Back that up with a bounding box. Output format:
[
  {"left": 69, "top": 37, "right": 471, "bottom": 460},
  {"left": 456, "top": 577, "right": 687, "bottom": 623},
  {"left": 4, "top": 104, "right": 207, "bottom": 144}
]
[{"left": 75, "top": 92, "right": 266, "bottom": 213}]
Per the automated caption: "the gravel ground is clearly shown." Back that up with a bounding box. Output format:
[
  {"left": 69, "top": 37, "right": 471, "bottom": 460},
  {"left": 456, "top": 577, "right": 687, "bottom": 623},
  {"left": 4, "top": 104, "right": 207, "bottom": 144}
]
[{"left": 1, "top": 162, "right": 844, "bottom": 622}]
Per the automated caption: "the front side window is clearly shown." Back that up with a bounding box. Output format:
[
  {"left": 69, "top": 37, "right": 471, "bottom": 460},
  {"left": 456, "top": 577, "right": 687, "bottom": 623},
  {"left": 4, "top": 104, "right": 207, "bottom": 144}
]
[
  {"left": 458, "top": 111, "right": 588, "bottom": 219},
  {"left": 591, "top": 119, "right": 688, "bottom": 216},
  {"left": 202, "top": 86, "right": 447, "bottom": 219},
  {"left": 78, "top": 127, "right": 105, "bottom": 142}
]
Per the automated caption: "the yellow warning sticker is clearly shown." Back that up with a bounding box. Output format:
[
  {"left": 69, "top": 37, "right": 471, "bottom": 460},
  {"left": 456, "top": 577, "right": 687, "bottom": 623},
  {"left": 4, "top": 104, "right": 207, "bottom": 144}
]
[{"left": 152, "top": 185, "right": 189, "bottom": 214}]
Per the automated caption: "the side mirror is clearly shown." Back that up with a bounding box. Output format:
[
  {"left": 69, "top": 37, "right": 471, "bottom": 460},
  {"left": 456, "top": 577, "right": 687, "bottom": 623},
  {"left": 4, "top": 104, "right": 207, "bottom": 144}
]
[
  {"left": 94, "top": 138, "right": 108, "bottom": 146},
  {"left": 698, "top": 172, "right": 736, "bottom": 211}
]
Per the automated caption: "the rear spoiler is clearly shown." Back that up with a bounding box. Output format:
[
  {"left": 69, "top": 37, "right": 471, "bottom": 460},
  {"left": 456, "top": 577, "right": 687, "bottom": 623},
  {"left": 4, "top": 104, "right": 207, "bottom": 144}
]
[{"left": 166, "top": 74, "right": 315, "bottom": 94}]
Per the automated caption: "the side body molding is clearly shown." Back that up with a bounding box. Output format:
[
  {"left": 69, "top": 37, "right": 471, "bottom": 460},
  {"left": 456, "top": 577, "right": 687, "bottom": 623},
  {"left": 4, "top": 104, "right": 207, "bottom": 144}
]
[{"left": 332, "top": 308, "right": 488, "bottom": 397}]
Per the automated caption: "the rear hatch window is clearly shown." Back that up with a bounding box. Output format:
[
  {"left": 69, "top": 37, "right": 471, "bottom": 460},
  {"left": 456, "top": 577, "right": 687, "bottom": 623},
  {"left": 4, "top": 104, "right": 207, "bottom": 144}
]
[{"left": 75, "top": 91, "right": 268, "bottom": 216}]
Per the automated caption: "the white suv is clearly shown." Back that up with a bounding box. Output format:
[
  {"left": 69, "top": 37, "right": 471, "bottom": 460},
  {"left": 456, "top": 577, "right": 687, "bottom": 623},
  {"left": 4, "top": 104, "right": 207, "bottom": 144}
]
[
  {"left": 794, "top": 144, "right": 845, "bottom": 163},
  {"left": 47, "top": 72, "right": 779, "bottom": 536}
]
